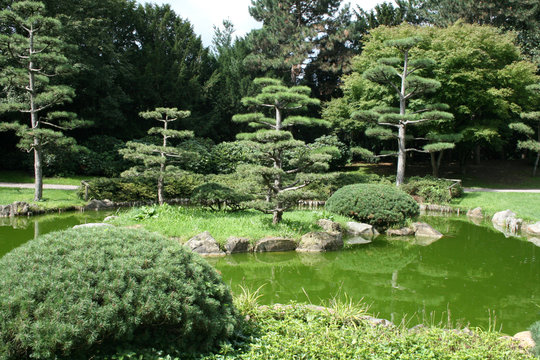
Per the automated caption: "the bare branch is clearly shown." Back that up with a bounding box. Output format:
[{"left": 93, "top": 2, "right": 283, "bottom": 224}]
[
  {"left": 406, "top": 148, "right": 428, "bottom": 153},
  {"left": 40, "top": 120, "right": 68, "bottom": 130}
]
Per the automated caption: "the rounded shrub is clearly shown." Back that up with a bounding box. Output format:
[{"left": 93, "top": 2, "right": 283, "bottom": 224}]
[
  {"left": 0, "top": 227, "right": 237, "bottom": 359},
  {"left": 325, "top": 183, "right": 419, "bottom": 229}
]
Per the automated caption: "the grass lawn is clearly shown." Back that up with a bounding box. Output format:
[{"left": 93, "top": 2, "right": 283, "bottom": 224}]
[
  {"left": 0, "top": 171, "right": 95, "bottom": 186},
  {"left": 112, "top": 205, "right": 352, "bottom": 243},
  {"left": 0, "top": 188, "right": 86, "bottom": 210},
  {"left": 451, "top": 192, "right": 540, "bottom": 221}
]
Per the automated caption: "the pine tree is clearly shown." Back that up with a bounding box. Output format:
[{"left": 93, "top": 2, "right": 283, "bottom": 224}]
[
  {"left": 232, "top": 77, "right": 331, "bottom": 224},
  {"left": 510, "top": 83, "right": 540, "bottom": 176},
  {"left": 0, "top": 1, "right": 83, "bottom": 200},
  {"left": 120, "top": 107, "right": 193, "bottom": 205},
  {"left": 353, "top": 37, "right": 453, "bottom": 185}
]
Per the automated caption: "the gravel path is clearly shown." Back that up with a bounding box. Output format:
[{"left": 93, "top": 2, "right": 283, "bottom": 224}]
[{"left": 0, "top": 182, "right": 79, "bottom": 190}]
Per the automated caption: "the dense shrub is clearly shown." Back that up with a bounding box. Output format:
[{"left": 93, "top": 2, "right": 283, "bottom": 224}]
[
  {"left": 325, "top": 183, "right": 419, "bottom": 229},
  {"left": 209, "top": 141, "right": 258, "bottom": 174},
  {"left": 79, "top": 136, "right": 127, "bottom": 177},
  {"left": 401, "top": 176, "right": 463, "bottom": 204},
  {"left": 311, "top": 135, "right": 349, "bottom": 170},
  {"left": 0, "top": 227, "right": 237, "bottom": 359},
  {"left": 531, "top": 320, "right": 540, "bottom": 357},
  {"left": 191, "top": 182, "right": 252, "bottom": 210},
  {"left": 79, "top": 174, "right": 205, "bottom": 202},
  {"left": 301, "top": 172, "right": 386, "bottom": 200}
]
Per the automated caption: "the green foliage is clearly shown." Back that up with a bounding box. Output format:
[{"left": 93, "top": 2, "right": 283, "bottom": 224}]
[
  {"left": 0, "top": 227, "right": 237, "bottom": 359},
  {"left": 209, "top": 141, "right": 258, "bottom": 174},
  {"left": 401, "top": 176, "right": 463, "bottom": 204},
  {"left": 79, "top": 174, "right": 205, "bottom": 202},
  {"left": 190, "top": 182, "right": 253, "bottom": 211},
  {"left": 326, "top": 183, "right": 419, "bottom": 229},
  {"left": 531, "top": 320, "right": 540, "bottom": 357}
]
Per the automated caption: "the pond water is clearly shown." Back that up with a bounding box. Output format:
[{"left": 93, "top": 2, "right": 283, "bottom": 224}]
[{"left": 0, "top": 211, "right": 538, "bottom": 334}]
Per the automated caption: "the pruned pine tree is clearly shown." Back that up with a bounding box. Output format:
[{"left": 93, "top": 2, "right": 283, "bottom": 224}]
[
  {"left": 352, "top": 37, "right": 453, "bottom": 185},
  {"left": 120, "top": 108, "right": 193, "bottom": 205},
  {"left": 424, "top": 132, "right": 462, "bottom": 178},
  {"left": 232, "top": 77, "right": 331, "bottom": 224},
  {"left": 0, "top": 1, "right": 84, "bottom": 201},
  {"left": 510, "top": 83, "right": 540, "bottom": 176}
]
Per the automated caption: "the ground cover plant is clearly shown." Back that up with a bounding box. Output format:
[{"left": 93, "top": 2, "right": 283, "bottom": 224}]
[
  {"left": 0, "top": 227, "right": 237, "bottom": 359},
  {"left": 103, "top": 303, "right": 534, "bottom": 360},
  {"left": 110, "top": 205, "right": 351, "bottom": 243},
  {"left": 325, "top": 183, "right": 419, "bottom": 229}
]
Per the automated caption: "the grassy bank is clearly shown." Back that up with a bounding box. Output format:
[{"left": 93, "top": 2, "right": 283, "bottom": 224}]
[
  {"left": 451, "top": 192, "right": 540, "bottom": 221},
  {"left": 106, "top": 303, "right": 534, "bottom": 360},
  {"left": 0, "top": 171, "right": 94, "bottom": 186},
  {"left": 111, "top": 205, "right": 352, "bottom": 243},
  {"left": 0, "top": 188, "right": 86, "bottom": 210}
]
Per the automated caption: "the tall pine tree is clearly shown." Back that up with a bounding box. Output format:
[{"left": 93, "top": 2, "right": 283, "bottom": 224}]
[{"left": 0, "top": 1, "right": 83, "bottom": 200}]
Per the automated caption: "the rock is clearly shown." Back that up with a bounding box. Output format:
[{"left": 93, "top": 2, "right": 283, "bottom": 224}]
[
  {"left": 512, "top": 331, "right": 535, "bottom": 349},
  {"left": 347, "top": 222, "right": 379, "bottom": 239},
  {"left": 528, "top": 237, "right": 540, "bottom": 247},
  {"left": 0, "top": 205, "right": 11, "bottom": 218},
  {"left": 412, "top": 222, "right": 443, "bottom": 242},
  {"left": 224, "top": 237, "right": 252, "bottom": 254},
  {"left": 346, "top": 237, "right": 372, "bottom": 245},
  {"left": 253, "top": 237, "right": 297, "bottom": 252},
  {"left": 525, "top": 221, "right": 540, "bottom": 236},
  {"left": 360, "top": 315, "right": 393, "bottom": 327},
  {"left": 73, "top": 223, "right": 113, "bottom": 229},
  {"left": 386, "top": 227, "right": 414, "bottom": 236},
  {"left": 103, "top": 215, "right": 118, "bottom": 222},
  {"left": 316, "top": 219, "right": 342, "bottom": 233},
  {"left": 296, "top": 232, "right": 343, "bottom": 252},
  {"left": 10, "top": 201, "right": 29, "bottom": 216},
  {"left": 186, "top": 231, "right": 225, "bottom": 256},
  {"left": 467, "top": 207, "right": 483, "bottom": 218},
  {"left": 492, "top": 209, "right": 516, "bottom": 227},
  {"left": 84, "top": 199, "right": 115, "bottom": 210}
]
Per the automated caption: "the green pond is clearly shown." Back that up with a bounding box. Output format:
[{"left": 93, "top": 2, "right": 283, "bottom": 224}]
[{"left": 1, "top": 211, "right": 538, "bottom": 334}]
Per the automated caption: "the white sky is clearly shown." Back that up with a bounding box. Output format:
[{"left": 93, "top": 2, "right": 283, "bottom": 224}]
[{"left": 136, "top": 0, "right": 390, "bottom": 46}]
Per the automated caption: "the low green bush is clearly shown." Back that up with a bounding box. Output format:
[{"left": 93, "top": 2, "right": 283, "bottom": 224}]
[
  {"left": 401, "top": 176, "right": 463, "bottom": 204},
  {"left": 191, "top": 182, "right": 252, "bottom": 211},
  {"left": 0, "top": 227, "right": 237, "bottom": 359},
  {"left": 79, "top": 174, "right": 205, "bottom": 202},
  {"left": 531, "top": 320, "right": 540, "bottom": 357},
  {"left": 325, "top": 183, "right": 419, "bottom": 229}
]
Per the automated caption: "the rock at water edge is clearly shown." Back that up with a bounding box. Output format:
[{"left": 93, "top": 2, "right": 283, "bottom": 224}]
[
  {"left": 296, "top": 232, "right": 343, "bottom": 252},
  {"left": 186, "top": 231, "right": 225, "bottom": 256},
  {"left": 386, "top": 227, "right": 414, "bottom": 237},
  {"left": 467, "top": 207, "right": 483, "bottom": 218},
  {"left": 492, "top": 209, "right": 516, "bottom": 227},
  {"left": 317, "top": 219, "right": 342, "bottom": 233},
  {"left": 225, "top": 237, "right": 252, "bottom": 254},
  {"left": 254, "top": 237, "right": 297, "bottom": 252},
  {"left": 412, "top": 222, "right": 443, "bottom": 245},
  {"left": 525, "top": 222, "right": 540, "bottom": 236},
  {"left": 346, "top": 222, "right": 379, "bottom": 239}
]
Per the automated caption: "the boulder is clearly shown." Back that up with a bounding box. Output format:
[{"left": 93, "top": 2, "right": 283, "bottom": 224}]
[
  {"left": 84, "top": 199, "right": 115, "bottom": 210},
  {"left": 224, "top": 237, "right": 252, "bottom": 254},
  {"left": 186, "top": 231, "right": 225, "bottom": 256},
  {"left": 492, "top": 209, "right": 516, "bottom": 227},
  {"left": 316, "top": 219, "right": 342, "bottom": 233},
  {"left": 296, "top": 232, "right": 343, "bottom": 252},
  {"left": 512, "top": 331, "right": 535, "bottom": 350},
  {"left": 103, "top": 215, "right": 118, "bottom": 222},
  {"left": 466, "top": 207, "right": 483, "bottom": 218},
  {"left": 412, "top": 222, "right": 443, "bottom": 241},
  {"left": 346, "top": 222, "right": 379, "bottom": 239},
  {"left": 0, "top": 205, "right": 11, "bottom": 218},
  {"left": 254, "top": 237, "right": 297, "bottom": 252},
  {"left": 386, "top": 227, "right": 414, "bottom": 237},
  {"left": 73, "top": 223, "right": 113, "bottom": 229},
  {"left": 346, "top": 237, "right": 372, "bottom": 245},
  {"left": 10, "top": 201, "right": 29, "bottom": 216},
  {"left": 525, "top": 221, "right": 540, "bottom": 236},
  {"left": 528, "top": 237, "right": 540, "bottom": 247}
]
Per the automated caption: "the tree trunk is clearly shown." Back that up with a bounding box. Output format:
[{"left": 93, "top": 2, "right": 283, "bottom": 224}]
[
  {"left": 475, "top": 144, "right": 481, "bottom": 165},
  {"left": 395, "top": 50, "right": 408, "bottom": 187},
  {"left": 533, "top": 152, "right": 539, "bottom": 177},
  {"left": 272, "top": 209, "right": 283, "bottom": 224},
  {"left": 430, "top": 153, "right": 438, "bottom": 178},
  {"left": 29, "top": 27, "right": 43, "bottom": 201},
  {"left": 157, "top": 167, "right": 164, "bottom": 205}
]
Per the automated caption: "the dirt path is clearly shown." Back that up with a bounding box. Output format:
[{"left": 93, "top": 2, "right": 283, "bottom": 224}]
[
  {"left": 0, "top": 182, "right": 78, "bottom": 190},
  {"left": 463, "top": 188, "right": 540, "bottom": 193}
]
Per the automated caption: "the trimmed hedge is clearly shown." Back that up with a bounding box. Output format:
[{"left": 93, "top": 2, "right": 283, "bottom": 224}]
[
  {"left": 325, "top": 183, "right": 419, "bottom": 229},
  {"left": 0, "top": 227, "right": 237, "bottom": 359}
]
